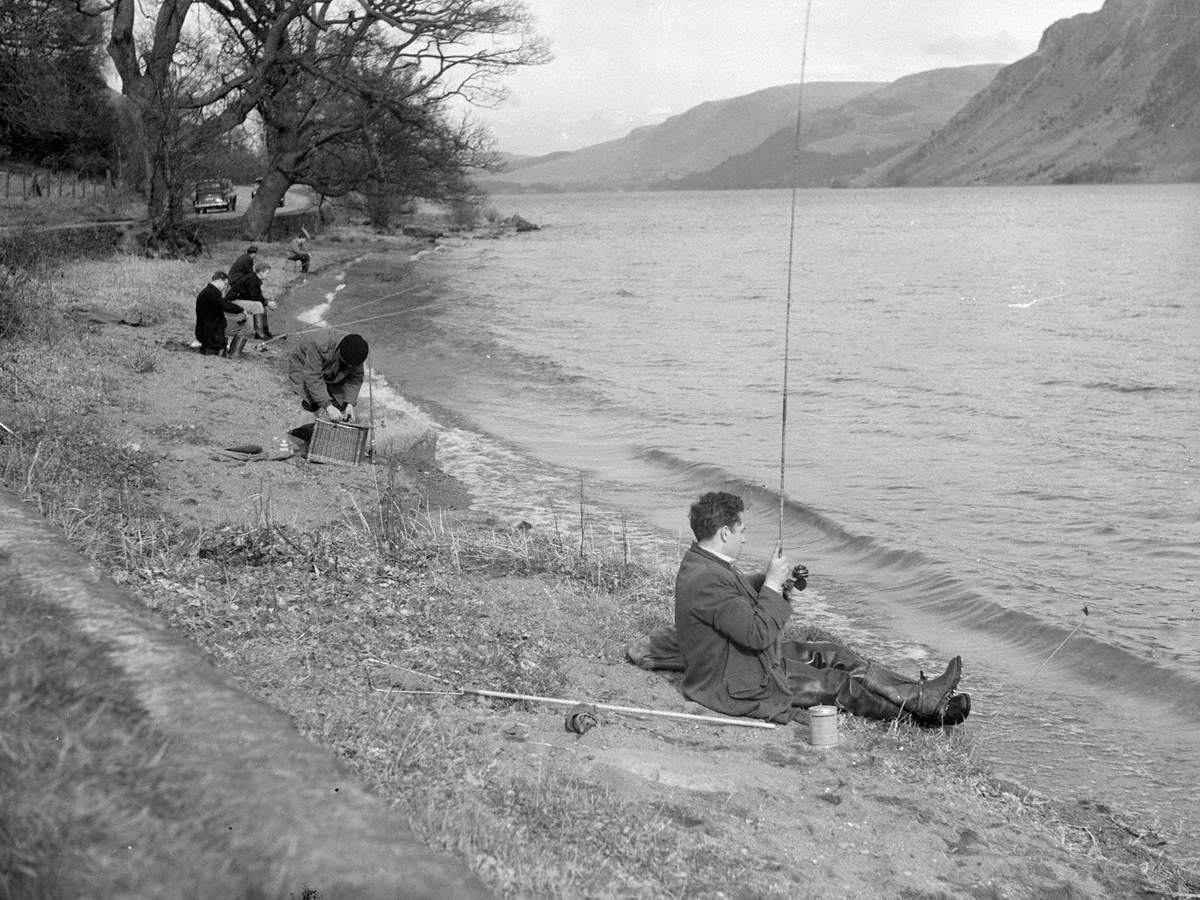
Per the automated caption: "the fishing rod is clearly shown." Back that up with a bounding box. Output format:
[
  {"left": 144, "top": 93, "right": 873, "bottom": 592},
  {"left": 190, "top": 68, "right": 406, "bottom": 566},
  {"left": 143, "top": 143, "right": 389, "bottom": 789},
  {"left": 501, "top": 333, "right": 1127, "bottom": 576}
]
[
  {"left": 373, "top": 686, "right": 778, "bottom": 730},
  {"left": 778, "top": 0, "right": 813, "bottom": 546},
  {"left": 363, "top": 658, "right": 776, "bottom": 730}
]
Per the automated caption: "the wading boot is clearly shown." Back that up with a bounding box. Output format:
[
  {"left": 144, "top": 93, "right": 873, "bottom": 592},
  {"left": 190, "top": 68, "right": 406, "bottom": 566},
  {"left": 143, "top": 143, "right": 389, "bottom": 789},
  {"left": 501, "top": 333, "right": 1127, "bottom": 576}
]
[
  {"left": 252, "top": 313, "right": 272, "bottom": 340},
  {"left": 858, "top": 656, "right": 962, "bottom": 719},
  {"left": 913, "top": 692, "right": 972, "bottom": 728},
  {"left": 827, "top": 676, "right": 910, "bottom": 722},
  {"left": 821, "top": 676, "right": 972, "bottom": 727},
  {"left": 225, "top": 334, "right": 248, "bottom": 358}
]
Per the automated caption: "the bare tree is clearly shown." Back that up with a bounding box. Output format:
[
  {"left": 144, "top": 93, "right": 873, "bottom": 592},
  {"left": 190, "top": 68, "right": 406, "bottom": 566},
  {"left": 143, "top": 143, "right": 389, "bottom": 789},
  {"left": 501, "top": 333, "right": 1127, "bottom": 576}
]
[
  {"left": 303, "top": 75, "right": 494, "bottom": 230},
  {"left": 105, "top": 0, "right": 195, "bottom": 227},
  {"left": 104, "top": 0, "right": 301, "bottom": 229},
  {"left": 221, "top": 1, "right": 548, "bottom": 236},
  {"left": 99, "top": 0, "right": 545, "bottom": 238}
]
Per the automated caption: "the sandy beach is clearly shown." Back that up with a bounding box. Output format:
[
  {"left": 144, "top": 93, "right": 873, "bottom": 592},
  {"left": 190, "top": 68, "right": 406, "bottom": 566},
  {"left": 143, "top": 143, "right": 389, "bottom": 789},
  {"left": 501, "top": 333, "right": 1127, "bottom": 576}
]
[{"left": 3, "top": 227, "right": 1196, "bottom": 898}]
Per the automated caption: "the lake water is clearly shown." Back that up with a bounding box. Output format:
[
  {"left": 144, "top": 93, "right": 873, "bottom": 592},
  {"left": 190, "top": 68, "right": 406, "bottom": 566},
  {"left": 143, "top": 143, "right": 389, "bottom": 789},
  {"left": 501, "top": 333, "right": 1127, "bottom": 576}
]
[{"left": 314, "top": 185, "right": 1200, "bottom": 845}]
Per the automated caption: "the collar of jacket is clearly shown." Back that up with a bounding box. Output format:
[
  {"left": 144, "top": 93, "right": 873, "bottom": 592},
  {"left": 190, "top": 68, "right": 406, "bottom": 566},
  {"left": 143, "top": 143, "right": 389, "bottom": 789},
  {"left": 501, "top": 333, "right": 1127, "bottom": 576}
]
[{"left": 689, "top": 542, "right": 735, "bottom": 570}]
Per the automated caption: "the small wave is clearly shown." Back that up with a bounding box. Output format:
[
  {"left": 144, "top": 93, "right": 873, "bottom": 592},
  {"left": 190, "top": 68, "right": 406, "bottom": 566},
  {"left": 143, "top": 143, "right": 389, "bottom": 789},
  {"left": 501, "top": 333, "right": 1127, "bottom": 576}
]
[
  {"left": 633, "top": 446, "right": 924, "bottom": 562},
  {"left": 1084, "top": 381, "right": 1183, "bottom": 395},
  {"left": 924, "top": 595, "right": 1200, "bottom": 719},
  {"left": 363, "top": 372, "right": 437, "bottom": 436}
]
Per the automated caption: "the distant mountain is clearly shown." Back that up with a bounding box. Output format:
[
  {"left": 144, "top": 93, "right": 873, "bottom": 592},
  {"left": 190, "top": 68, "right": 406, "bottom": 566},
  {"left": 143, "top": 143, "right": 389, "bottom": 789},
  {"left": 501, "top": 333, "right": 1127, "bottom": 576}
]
[
  {"left": 863, "top": 0, "right": 1200, "bottom": 185},
  {"left": 664, "top": 65, "right": 1002, "bottom": 190},
  {"left": 494, "top": 151, "right": 572, "bottom": 173},
  {"left": 478, "top": 82, "right": 880, "bottom": 192}
]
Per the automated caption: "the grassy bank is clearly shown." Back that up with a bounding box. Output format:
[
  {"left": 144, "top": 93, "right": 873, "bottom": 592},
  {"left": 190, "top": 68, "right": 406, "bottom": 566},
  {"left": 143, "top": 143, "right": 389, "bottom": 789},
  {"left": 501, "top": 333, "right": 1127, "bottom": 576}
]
[
  {"left": 0, "top": 178, "right": 144, "bottom": 229},
  {"left": 1, "top": 240, "right": 1197, "bottom": 898}
]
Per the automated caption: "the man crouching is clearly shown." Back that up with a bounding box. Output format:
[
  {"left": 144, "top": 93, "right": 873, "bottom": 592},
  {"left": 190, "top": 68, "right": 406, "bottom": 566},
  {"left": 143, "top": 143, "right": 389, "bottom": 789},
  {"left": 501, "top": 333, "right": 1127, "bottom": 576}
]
[{"left": 287, "top": 330, "right": 369, "bottom": 423}]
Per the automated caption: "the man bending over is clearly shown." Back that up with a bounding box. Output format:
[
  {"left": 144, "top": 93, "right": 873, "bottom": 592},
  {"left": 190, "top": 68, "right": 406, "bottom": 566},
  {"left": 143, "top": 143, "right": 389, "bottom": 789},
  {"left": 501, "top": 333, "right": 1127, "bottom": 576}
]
[{"left": 287, "top": 331, "right": 369, "bottom": 423}]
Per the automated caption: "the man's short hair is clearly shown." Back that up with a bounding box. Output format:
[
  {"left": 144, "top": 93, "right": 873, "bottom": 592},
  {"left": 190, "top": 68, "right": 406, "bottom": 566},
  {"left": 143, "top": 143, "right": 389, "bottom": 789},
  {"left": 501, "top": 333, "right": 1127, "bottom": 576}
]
[
  {"left": 246, "top": 245, "right": 258, "bottom": 254},
  {"left": 212, "top": 270, "right": 228, "bottom": 282},
  {"left": 689, "top": 491, "right": 744, "bottom": 541}
]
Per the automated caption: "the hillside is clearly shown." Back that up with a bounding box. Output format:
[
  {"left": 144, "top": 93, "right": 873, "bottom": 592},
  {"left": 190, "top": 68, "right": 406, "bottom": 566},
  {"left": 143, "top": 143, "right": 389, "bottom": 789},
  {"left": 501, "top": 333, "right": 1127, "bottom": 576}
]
[
  {"left": 479, "top": 81, "right": 879, "bottom": 192},
  {"left": 664, "top": 65, "right": 1002, "bottom": 190},
  {"left": 865, "top": 0, "right": 1200, "bottom": 185}
]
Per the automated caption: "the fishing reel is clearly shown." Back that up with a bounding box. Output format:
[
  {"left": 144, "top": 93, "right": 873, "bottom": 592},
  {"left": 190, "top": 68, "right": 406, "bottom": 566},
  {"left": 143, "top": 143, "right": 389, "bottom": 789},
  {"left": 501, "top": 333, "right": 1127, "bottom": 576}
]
[{"left": 783, "top": 563, "right": 809, "bottom": 593}]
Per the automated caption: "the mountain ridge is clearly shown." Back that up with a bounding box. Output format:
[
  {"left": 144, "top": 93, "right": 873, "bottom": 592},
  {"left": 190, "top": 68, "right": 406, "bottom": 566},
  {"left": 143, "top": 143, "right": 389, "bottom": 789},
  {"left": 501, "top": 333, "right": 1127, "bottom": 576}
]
[
  {"left": 862, "top": 0, "right": 1200, "bottom": 185},
  {"left": 662, "top": 65, "right": 1002, "bottom": 191},
  {"left": 480, "top": 0, "right": 1199, "bottom": 194},
  {"left": 480, "top": 82, "right": 881, "bottom": 192}
]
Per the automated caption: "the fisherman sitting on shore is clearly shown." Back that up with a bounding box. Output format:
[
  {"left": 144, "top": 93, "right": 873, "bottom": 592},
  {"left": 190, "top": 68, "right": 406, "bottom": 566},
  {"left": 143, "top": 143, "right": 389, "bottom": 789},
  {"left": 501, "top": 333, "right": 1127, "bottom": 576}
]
[
  {"left": 287, "top": 228, "right": 311, "bottom": 275},
  {"left": 660, "top": 491, "right": 970, "bottom": 726},
  {"left": 229, "top": 260, "right": 275, "bottom": 340},
  {"left": 287, "top": 331, "right": 369, "bottom": 423}
]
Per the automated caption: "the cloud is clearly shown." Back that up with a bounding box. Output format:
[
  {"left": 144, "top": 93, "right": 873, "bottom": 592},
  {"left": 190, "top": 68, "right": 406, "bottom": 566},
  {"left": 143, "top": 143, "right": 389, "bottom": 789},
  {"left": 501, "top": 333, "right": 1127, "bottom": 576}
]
[{"left": 920, "top": 30, "right": 1026, "bottom": 63}]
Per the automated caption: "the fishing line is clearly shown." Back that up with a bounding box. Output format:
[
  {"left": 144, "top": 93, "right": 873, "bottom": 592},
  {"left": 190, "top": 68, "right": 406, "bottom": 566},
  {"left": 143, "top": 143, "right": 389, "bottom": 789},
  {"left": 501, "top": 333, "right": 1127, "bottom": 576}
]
[
  {"left": 988, "top": 605, "right": 1090, "bottom": 720},
  {"left": 778, "top": 0, "right": 814, "bottom": 545},
  {"left": 335, "top": 281, "right": 432, "bottom": 316},
  {"left": 259, "top": 298, "right": 446, "bottom": 347},
  {"left": 258, "top": 274, "right": 436, "bottom": 348}
]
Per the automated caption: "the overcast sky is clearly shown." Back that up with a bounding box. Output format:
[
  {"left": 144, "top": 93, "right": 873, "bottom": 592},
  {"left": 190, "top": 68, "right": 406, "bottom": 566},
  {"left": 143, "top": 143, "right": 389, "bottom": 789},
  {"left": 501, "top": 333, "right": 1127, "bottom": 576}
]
[{"left": 470, "top": 1, "right": 1104, "bottom": 156}]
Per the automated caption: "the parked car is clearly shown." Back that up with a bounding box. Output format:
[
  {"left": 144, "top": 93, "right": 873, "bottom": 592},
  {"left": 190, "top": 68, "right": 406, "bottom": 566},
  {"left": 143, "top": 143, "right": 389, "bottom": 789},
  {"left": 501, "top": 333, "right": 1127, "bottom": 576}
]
[
  {"left": 249, "top": 176, "right": 284, "bottom": 206},
  {"left": 192, "top": 178, "right": 236, "bottom": 214}
]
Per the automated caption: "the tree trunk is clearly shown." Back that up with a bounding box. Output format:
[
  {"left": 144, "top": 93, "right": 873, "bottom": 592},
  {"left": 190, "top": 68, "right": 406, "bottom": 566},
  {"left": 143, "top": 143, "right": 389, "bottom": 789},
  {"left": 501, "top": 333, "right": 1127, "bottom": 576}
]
[
  {"left": 107, "top": 0, "right": 195, "bottom": 227},
  {"left": 240, "top": 170, "right": 291, "bottom": 240}
]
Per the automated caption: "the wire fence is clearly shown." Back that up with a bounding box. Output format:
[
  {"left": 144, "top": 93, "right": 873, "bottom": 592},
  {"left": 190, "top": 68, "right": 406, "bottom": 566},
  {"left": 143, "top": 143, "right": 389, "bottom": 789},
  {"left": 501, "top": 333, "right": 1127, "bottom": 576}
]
[{"left": 2, "top": 169, "right": 114, "bottom": 201}]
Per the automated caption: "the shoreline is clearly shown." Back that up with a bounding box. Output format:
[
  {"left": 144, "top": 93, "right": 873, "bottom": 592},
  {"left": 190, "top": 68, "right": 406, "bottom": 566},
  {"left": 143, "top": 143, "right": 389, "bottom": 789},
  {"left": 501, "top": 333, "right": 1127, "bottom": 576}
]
[
  {"left": 287, "top": 230, "right": 1200, "bottom": 838},
  {"left": 2, "top": 227, "right": 1197, "bottom": 897},
  {"left": 272, "top": 243, "right": 448, "bottom": 461},
  {"left": 308, "top": 205, "right": 1200, "bottom": 846}
]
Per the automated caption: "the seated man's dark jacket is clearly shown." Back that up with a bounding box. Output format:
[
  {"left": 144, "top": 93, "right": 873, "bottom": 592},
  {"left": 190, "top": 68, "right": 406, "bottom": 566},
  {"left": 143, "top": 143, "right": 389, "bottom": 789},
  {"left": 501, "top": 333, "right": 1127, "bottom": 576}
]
[
  {"left": 229, "top": 271, "right": 266, "bottom": 304},
  {"left": 674, "top": 543, "right": 793, "bottom": 722},
  {"left": 194, "top": 283, "right": 243, "bottom": 351}
]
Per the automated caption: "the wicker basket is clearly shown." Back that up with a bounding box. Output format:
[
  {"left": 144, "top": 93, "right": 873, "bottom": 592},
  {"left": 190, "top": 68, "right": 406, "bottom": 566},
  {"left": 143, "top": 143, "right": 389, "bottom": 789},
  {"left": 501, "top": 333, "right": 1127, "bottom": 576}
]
[{"left": 306, "top": 420, "right": 371, "bottom": 465}]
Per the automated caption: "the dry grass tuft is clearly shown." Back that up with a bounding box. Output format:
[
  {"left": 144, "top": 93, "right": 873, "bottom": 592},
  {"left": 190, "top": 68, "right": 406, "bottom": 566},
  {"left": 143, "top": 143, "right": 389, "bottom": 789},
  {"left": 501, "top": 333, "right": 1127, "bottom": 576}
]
[{"left": 52, "top": 256, "right": 200, "bottom": 325}]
